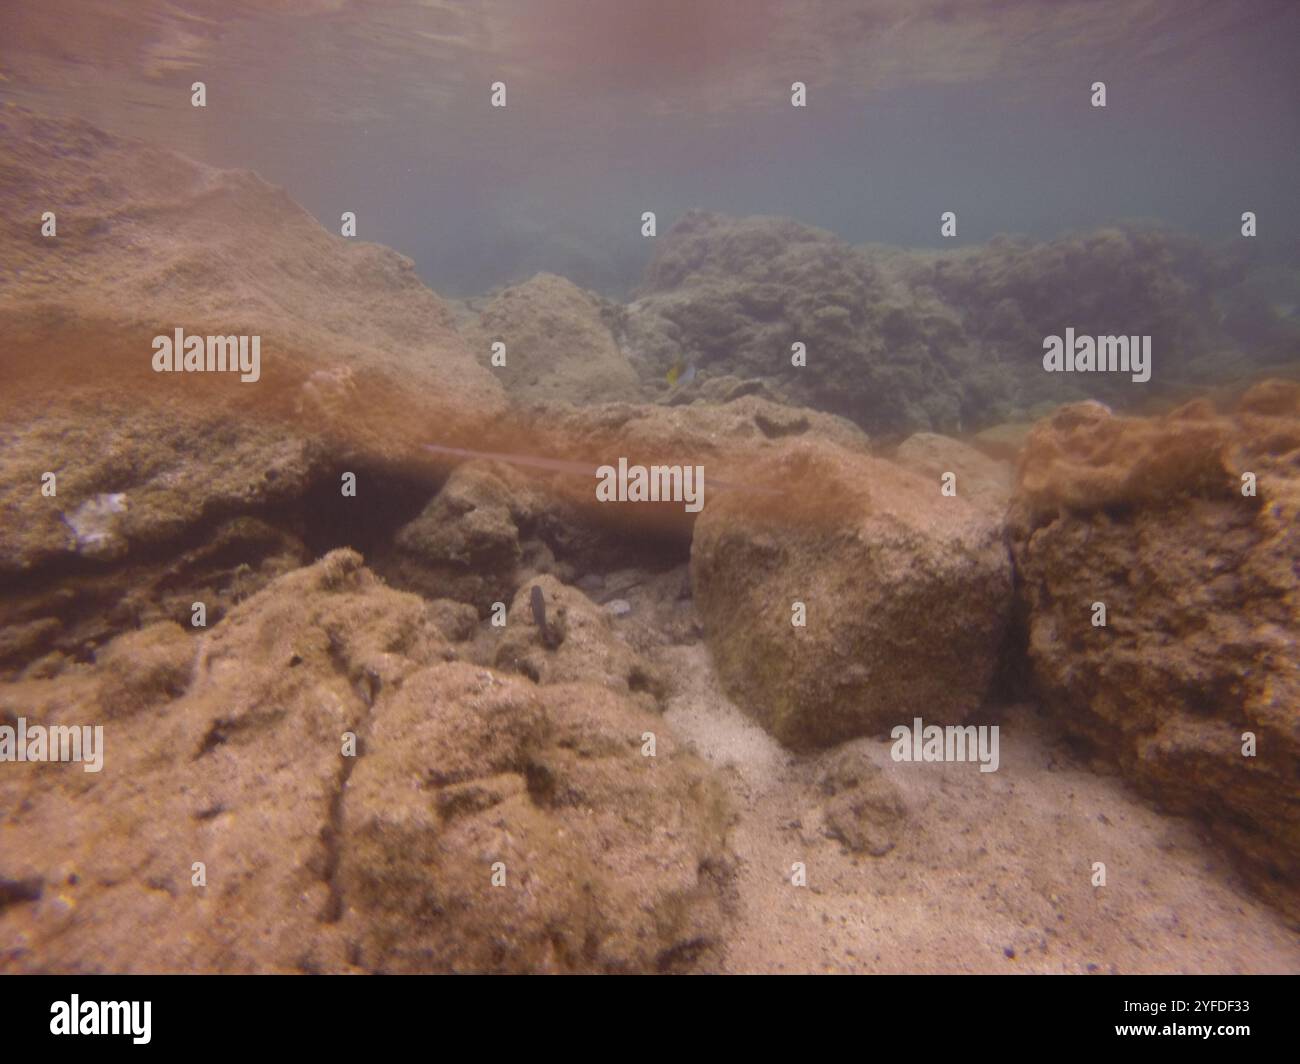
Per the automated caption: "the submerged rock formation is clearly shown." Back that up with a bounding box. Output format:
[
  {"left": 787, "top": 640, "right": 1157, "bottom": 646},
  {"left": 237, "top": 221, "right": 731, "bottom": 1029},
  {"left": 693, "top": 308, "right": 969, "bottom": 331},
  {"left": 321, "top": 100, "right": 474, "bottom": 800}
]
[
  {"left": 1009, "top": 381, "right": 1300, "bottom": 915},
  {"left": 0, "top": 551, "right": 731, "bottom": 973},
  {"left": 623, "top": 210, "right": 1288, "bottom": 436},
  {"left": 3, "top": 104, "right": 1297, "bottom": 972},
  {"left": 625, "top": 210, "right": 966, "bottom": 433},
  {"left": 0, "top": 106, "right": 506, "bottom": 579},
  {"left": 691, "top": 436, "right": 1012, "bottom": 749},
  {"left": 453, "top": 272, "right": 643, "bottom": 405}
]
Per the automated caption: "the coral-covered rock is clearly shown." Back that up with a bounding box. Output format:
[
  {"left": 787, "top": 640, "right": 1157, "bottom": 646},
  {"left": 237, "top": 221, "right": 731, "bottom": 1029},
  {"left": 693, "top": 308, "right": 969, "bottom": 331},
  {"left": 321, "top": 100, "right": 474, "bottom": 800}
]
[
  {"left": 627, "top": 211, "right": 1262, "bottom": 437},
  {"left": 1008, "top": 381, "right": 1300, "bottom": 914},
  {"left": 627, "top": 210, "right": 968, "bottom": 433},
  {"left": 691, "top": 436, "right": 1012, "bottom": 749}
]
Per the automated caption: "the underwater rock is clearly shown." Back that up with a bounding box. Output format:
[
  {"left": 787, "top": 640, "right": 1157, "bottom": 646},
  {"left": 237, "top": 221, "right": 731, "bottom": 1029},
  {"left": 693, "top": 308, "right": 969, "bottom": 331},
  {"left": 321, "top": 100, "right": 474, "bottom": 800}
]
[
  {"left": 970, "top": 421, "right": 1034, "bottom": 463},
  {"left": 893, "top": 433, "right": 1014, "bottom": 516},
  {"left": 0, "top": 551, "right": 728, "bottom": 972},
  {"left": 626, "top": 210, "right": 962, "bottom": 433},
  {"left": 624, "top": 210, "right": 1255, "bottom": 436},
  {"left": 94, "top": 621, "right": 195, "bottom": 719},
  {"left": 0, "top": 513, "right": 311, "bottom": 678},
  {"left": 0, "top": 107, "right": 505, "bottom": 576},
  {"left": 380, "top": 461, "right": 523, "bottom": 613},
  {"left": 883, "top": 225, "right": 1242, "bottom": 404},
  {"left": 691, "top": 436, "right": 1012, "bottom": 749},
  {"left": 817, "top": 744, "right": 910, "bottom": 857},
  {"left": 1008, "top": 380, "right": 1300, "bottom": 916},
  {"left": 338, "top": 661, "right": 731, "bottom": 973},
  {"left": 455, "top": 272, "right": 642, "bottom": 405},
  {"left": 493, "top": 574, "right": 664, "bottom": 709},
  {"left": 670, "top": 373, "right": 794, "bottom": 408},
  {"left": 0, "top": 550, "right": 454, "bottom": 972}
]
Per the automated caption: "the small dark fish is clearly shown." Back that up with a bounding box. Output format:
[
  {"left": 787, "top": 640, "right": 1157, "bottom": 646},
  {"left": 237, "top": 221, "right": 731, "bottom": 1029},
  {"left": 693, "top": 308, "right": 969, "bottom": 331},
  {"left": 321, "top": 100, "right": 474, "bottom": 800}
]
[
  {"left": 529, "top": 585, "right": 561, "bottom": 648},
  {"left": 529, "top": 585, "right": 547, "bottom": 631}
]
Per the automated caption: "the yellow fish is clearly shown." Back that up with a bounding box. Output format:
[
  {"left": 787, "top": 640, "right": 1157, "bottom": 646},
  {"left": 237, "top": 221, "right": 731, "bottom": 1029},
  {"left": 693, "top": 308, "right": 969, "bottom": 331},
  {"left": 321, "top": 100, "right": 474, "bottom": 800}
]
[{"left": 667, "top": 358, "right": 696, "bottom": 387}]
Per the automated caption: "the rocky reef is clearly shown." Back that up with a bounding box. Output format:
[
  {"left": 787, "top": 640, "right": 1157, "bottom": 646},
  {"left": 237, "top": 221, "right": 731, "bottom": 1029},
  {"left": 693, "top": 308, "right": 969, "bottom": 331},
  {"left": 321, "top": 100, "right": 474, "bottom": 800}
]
[
  {"left": 2, "top": 109, "right": 1298, "bottom": 973},
  {"left": 617, "top": 210, "right": 1297, "bottom": 435}
]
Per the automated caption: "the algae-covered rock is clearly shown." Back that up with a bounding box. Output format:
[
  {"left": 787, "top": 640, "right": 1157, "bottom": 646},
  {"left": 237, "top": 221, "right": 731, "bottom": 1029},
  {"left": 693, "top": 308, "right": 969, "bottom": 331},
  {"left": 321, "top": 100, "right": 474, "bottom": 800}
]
[
  {"left": 492, "top": 574, "right": 665, "bottom": 709},
  {"left": 0, "top": 551, "right": 730, "bottom": 972},
  {"left": 1008, "top": 381, "right": 1300, "bottom": 916},
  {"left": 339, "top": 662, "right": 730, "bottom": 973},
  {"left": 0, "top": 106, "right": 506, "bottom": 577},
  {"left": 380, "top": 461, "right": 523, "bottom": 612},
  {"left": 456, "top": 272, "right": 643, "bottom": 405},
  {"left": 691, "top": 436, "right": 1012, "bottom": 749}
]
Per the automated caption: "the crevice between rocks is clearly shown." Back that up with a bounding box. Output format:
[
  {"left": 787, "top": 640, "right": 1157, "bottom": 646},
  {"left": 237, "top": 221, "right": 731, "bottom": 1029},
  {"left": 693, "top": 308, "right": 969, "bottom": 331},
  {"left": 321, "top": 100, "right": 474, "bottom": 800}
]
[{"left": 317, "top": 628, "right": 386, "bottom": 926}]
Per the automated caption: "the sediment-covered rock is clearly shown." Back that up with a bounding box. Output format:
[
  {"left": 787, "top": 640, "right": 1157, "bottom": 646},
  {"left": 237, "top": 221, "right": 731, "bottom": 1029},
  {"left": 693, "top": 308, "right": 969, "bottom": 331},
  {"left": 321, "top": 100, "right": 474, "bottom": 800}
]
[
  {"left": 691, "top": 436, "right": 1012, "bottom": 749},
  {"left": 339, "top": 662, "right": 729, "bottom": 973},
  {"left": 0, "top": 107, "right": 505, "bottom": 577},
  {"left": 893, "top": 432, "right": 1014, "bottom": 515},
  {"left": 491, "top": 574, "right": 665, "bottom": 709},
  {"left": 1008, "top": 381, "right": 1300, "bottom": 914},
  {"left": 0, "top": 551, "right": 730, "bottom": 972},
  {"left": 379, "top": 461, "right": 524, "bottom": 611},
  {"left": 816, "top": 744, "right": 910, "bottom": 857},
  {"left": 455, "top": 272, "right": 643, "bottom": 405}
]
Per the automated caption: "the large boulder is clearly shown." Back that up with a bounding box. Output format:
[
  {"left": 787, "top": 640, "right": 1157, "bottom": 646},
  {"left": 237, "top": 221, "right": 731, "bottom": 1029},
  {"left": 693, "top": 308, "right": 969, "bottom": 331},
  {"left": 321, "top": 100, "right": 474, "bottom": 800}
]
[
  {"left": 893, "top": 432, "right": 1014, "bottom": 516},
  {"left": 1008, "top": 381, "right": 1300, "bottom": 916},
  {"left": 691, "top": 436, "right": 1012, "bottom": 749}
]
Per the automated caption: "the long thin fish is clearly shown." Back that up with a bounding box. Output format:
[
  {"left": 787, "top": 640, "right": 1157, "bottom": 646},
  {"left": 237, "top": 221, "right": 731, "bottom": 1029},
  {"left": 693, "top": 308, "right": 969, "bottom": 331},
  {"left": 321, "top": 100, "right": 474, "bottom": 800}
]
[{"left": 423, "top": 442, "right": 782, "bottom": 496}]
